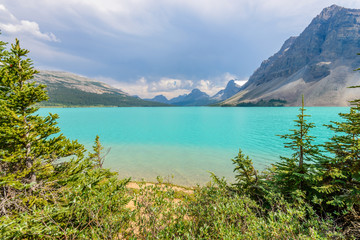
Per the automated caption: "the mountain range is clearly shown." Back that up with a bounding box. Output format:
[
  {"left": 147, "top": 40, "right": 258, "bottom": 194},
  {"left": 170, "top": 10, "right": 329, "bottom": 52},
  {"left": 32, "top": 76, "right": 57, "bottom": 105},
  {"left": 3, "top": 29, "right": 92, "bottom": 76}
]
[
  {"left": 146, "top": 80, "right": 241, "bottom": 106},
  {"left": 221, "top": 5, "right": 360, "bottom": 106},
  {"left": 145, "top": 89, "right": 215, "bottom": 106},
  {"left": 33, "top": 5, "right": 360, "bottom": 107}
]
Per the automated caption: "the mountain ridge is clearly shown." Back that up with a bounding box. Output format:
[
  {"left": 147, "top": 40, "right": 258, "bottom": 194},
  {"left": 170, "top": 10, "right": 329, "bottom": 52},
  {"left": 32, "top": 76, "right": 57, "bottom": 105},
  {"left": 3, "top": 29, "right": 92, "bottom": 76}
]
[
  {"left": 146, "top": 88, "right": 217, "bottom": 106},
  {"left": 169, "top": 88, "right": 215, "bottom": 106},
  {"left": 222, "top": 5, "right": 360, "bottom": 106},
  {"left": 146, "top": 80, "right": 242, "bottom": 106},
  {"left": 34, "top": 70, "right": 166, "bottom": 107},
  {"left": 212, "top": 80, "right": 242, "bottom": 101}
]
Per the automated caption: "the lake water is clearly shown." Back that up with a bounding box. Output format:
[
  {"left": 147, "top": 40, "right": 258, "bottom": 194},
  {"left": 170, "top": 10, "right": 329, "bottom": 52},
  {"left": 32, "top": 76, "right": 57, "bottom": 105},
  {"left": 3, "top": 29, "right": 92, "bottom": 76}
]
[{"left": 38, "top": 107, "right": 347, "bottom": 186}]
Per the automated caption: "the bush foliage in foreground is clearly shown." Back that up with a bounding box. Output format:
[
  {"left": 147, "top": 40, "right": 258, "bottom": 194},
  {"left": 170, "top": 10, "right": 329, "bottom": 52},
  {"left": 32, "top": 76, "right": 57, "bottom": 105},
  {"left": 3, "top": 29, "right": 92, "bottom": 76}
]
[
  {"left": 0, "top": 39, "right": 131, "bottom": 239},
  {"left": 0, "top": 38, "right": 359, "bottom": 239}
]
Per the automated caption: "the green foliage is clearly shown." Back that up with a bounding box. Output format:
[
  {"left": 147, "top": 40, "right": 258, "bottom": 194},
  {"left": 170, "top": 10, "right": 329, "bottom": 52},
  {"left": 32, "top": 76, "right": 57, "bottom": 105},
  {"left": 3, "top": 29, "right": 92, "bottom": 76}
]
[
  {"left": 232, "top": 149, "right": 258, "bottom": 189},
  {"left": 236, "top": 98, "right": 287, "bottom": 107},
  {"left": 228, "top": 93, "right": 360, "bottom": 238},
  {"left": 228, "top": 149, "right": 268, "bottom": 201},
  {"left": 88, "top": 135, "right": 108, "bottom": 168},
  {"left": 279, "top": 96, "right": 318, "bottom": 167},
  {"left": 123, "top": 181, "right": 340, "bottom": 239},
  {"left": 0, "top": 156, "right": 131, "bottom": 239},
  {"left": 0, "top": 38, "right": 131, "bottom": 239},
  {"left": 312, "top": 87, "right": 360, "bottom": 223},
  {"left": 0, "top": 39, "right": 84, "bottom": 216},
  {"left": 272, "top": 96, "right": 319, "bottom": 199}
]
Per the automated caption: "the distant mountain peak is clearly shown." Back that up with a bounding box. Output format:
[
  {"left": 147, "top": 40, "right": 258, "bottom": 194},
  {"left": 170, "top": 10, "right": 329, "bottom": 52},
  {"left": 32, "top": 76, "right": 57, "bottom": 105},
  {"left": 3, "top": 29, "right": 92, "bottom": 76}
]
[
  {"left": 189, "top": 88, "right": 209, "bottom": 96},
  {"left": 191, "top": 88, "right": 200, "bottom": 93},
  {"left": 153, "top": 95, "right": 169, "bottom": 102},
  {"left": 325, "top": 4, "right": 343, "bottom": 11},
  {"left": 225, "top": 80, "right": 237, "bottom": 88},
  {"left": 318, "top": 5, "right": 344, "bottom": 20},
  {"left": 144, "top": 94, "right": 169, "bottom": 104},
  {"left": 162, "top": 88, "right": 214, "bottom": 106},
  {"left": 212, "top": 79, "right": 241, "bottom": 101},
  {"left": 154, "top": 94, "right": 167, "bottom": 99}
]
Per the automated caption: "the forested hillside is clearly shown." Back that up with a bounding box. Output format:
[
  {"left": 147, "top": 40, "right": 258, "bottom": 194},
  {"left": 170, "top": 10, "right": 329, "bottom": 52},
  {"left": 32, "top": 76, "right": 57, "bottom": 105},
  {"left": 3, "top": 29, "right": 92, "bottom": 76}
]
[{"left": 34, "top": 71, "right": 166, "bottom": 107}]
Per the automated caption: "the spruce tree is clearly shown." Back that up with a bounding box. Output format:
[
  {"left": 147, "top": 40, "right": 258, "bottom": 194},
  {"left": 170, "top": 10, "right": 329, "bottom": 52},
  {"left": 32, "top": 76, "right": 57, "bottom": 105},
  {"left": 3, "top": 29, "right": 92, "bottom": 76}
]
[
  {"left": 273, "top": 96, "right": 319, "bottom": 197},
  {"left": 88, "top": 135, "right": 110, "bottom": 168},
  {"left": 315, "top": 88, "right": 360, "bottom": 209},
  {"left": 0, "top": 39, "right": 83, "bottom": 215}
]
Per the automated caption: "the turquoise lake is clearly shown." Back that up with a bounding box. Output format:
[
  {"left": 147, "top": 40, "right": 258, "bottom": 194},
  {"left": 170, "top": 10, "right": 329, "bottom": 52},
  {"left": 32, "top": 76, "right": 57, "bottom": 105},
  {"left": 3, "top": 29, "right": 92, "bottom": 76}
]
[{"left": 38, "top": 107, "right": 347, "bottom": 186}]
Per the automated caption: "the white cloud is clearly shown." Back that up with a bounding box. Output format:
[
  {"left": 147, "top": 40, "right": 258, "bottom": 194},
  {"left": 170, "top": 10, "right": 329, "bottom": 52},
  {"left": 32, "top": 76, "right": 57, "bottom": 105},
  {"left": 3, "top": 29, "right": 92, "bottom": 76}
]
[
  {"left": 235, "top": 79, "right": 248, "bottom": 86},
  {"left": 195, "top": 73, "right": 243, "bottom": 96},
  {"left": 138, "top": 77, "right": 147, "bottom": 85},
  {"left": 149, "top": 78, "right": 193, "bottom": 92},
  {"left": 106, "top": 77, "right": 151, "bottom": 98},
  {"left": 100, "top": 72, "right": 243, "bottom": 99},
  {"left": 0, "top": 4, "right": 59, "bottom": 42},
  {"left": 196, "top": 80, "right": 220, "bottom": 96},
  {"left": 223, "top": 72, "right": 238, "bottom": 82},
  {"left": 0, "top": 20, "right": 59, "bottom": 42},
  {"left": 109, "top": 76, "right": 195, "bottom": 98}
]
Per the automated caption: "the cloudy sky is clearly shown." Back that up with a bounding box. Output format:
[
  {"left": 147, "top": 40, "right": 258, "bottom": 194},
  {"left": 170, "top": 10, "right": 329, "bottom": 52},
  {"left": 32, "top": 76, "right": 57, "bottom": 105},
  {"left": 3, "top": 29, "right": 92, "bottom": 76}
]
[{"left": 1, "top": 0, "right": 360, "bottom": 98}]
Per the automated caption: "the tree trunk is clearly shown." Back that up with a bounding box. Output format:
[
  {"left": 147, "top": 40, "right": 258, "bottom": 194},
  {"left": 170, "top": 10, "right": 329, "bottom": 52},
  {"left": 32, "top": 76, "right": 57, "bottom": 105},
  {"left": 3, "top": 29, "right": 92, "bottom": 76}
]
[{"left": 24, "top": 117, "right": 36, "bottom": 189}]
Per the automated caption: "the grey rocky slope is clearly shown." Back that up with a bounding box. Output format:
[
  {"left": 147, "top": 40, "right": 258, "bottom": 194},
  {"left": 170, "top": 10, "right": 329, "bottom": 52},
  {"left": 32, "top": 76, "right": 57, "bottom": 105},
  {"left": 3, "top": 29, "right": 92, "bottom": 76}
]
[
  {"left": 34, "top": 70, "right": 166, "bottom": 107},
  {"left": 222, "top": 5, "right": 360, "bottom": 106},
  {"left": 212, "top": 80, "right": 241, "bottom": 101}
]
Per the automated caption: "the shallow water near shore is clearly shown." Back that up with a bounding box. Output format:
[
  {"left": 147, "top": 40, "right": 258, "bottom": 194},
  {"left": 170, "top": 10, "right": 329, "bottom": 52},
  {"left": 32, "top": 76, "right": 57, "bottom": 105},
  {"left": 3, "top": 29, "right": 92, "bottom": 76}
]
[{"left": 38, "top": 107, "right": 346, "bottom": 186}]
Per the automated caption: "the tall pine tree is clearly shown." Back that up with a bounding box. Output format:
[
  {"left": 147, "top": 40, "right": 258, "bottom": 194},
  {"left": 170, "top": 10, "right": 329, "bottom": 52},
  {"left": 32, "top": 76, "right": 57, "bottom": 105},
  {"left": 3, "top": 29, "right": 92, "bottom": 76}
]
[
  {"left": 0, "top": 39, "right": 83, "bottom": 215},
  {"left": 273, "top": 96, "right": 319, "bottom": 197},
  {"left": 0, "top": 38, "right": 131, "bottom": 239}
]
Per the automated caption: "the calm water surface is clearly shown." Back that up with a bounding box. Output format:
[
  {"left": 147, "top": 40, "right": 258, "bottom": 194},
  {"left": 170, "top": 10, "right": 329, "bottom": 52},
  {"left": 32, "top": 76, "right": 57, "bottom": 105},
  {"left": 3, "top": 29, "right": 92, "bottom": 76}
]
[{"left": 38, "top": 107, "right": 347, "bottom": 186}]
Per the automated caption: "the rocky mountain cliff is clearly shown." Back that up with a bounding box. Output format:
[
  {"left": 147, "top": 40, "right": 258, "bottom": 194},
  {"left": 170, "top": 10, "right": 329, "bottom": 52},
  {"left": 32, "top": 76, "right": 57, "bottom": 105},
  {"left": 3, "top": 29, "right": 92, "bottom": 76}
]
[
  {"left": 222, "top": 5, "right": 360, "bottom": 106},
  {"left": 212, "top": 80, "right": 241, "bottom": 101},
  {"left": 34, "top": 71, "right": 165, "bottom": 107}
]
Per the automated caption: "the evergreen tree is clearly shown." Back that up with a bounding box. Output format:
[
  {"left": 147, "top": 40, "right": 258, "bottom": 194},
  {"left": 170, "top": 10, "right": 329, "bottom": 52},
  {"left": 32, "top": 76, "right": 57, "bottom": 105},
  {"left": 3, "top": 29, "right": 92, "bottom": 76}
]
[
  {"left": 0, "top": 39, "right": 83, "bottom": 215},
  {"left": 0, "top": 38, "right": 131, "bottom": 239},
  {"left": 273, "top": 96, "right": 319, "bottom": 197},
  {"left": 88, "top": 135, "right": 110, "bottom": 168},
  {"left": 314, "top": 88, "right": 360, "bottom": 209},
  {"left": 230, "top": 149, "right": 264, "bottom": 197}
]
